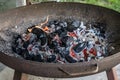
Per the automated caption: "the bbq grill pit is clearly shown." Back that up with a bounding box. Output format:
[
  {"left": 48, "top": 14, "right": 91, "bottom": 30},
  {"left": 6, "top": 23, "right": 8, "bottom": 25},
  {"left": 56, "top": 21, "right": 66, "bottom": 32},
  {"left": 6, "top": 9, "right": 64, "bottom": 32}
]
[{"left": 0, "top": 2, "right": 120, "bottom": 78}]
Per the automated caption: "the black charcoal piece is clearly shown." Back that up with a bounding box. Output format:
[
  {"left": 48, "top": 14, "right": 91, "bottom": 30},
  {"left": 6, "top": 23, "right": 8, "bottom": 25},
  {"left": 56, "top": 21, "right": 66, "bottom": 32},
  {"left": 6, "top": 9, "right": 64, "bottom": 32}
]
[
  {"left": 22, "top": 50, "right": 29, "bottom": 58},
  {"left": 31, "top": 28, "right": 47, "bottom": 38},
  {"left": 33, "top": 54, "right": 43, "bottom": 62},
  {"left": 67, "top": 25, "right": 77, "bottom": 32},
  {"left": 23, "top": 41, "right": 29, "bottom": 49},
  {"left": 52, "top": 41, "right": 59, "bottom": 47},
  {"left": 66, "top": 20, "right": 80, "bottom": 32},
  {"left": 59, "top": 21, "right": 67, "bottom": 28},
  {"left": 40, "top": 37, "right": 47, "bottom": 47},
  {"left": 65, "top": 54, "right": 77, "bottom": 63},
  {"left": 47, "top": 55, "right": 56, "bottom": 62},
  {"left": 30, "top": 28, "right": 48, "bottom": 47},
  {"left": 26, "top": 54, "right": 34, "bottom": 60},
  {"left": 73, "top": 42, "right": 87, "bottom": 53},
  {"left": 61, "top": 36, "right": 70, "bottom": 46},
  {"left": 15, "top": 48, "right": 23, "bottom": 55},
  {"left": 92, "top": 22, "right": 106, "bottom": 34},
  {"left": 29, "top": 33, "right": 37, "bottom": 43}
]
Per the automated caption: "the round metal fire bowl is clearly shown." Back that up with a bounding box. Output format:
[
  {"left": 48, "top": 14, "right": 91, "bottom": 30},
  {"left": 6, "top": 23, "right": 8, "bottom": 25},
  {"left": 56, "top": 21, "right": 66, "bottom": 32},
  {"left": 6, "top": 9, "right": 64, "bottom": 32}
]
[{"left": 0, "top": 2, "right": 120, "bottom": 78}]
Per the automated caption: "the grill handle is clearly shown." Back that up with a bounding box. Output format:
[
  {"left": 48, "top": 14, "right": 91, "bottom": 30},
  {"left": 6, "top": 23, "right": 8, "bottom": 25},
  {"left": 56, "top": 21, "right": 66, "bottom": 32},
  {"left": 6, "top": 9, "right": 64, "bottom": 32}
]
[{"left": 58, "top": 63, "right": 98, "bottom": 76}]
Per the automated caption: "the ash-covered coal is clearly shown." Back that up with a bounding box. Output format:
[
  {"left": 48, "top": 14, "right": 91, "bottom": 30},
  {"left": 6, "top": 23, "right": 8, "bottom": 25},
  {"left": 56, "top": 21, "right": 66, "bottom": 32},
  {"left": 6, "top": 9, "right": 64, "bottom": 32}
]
[{"left": 12, "top": 19, "right": 112, "bottom": 63}]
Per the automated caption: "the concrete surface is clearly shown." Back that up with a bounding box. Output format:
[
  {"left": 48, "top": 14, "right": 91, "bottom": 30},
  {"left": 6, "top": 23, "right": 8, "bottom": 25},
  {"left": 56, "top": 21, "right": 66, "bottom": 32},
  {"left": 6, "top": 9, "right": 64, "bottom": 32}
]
[{"left": 0, "top": 63, "right": 120, "bottom": 80}]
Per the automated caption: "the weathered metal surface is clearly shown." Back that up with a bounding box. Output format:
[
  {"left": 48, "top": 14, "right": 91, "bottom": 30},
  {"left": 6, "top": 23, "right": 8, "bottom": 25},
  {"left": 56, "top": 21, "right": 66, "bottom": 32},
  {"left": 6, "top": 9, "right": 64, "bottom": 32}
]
[
  {"left": 106, "top": 68, "right": 118, "bottom": 80},
  {"left": 13, "top": 70, "right": 22, "bottom": 80},
  {"left": 0, "top": 2, "right": 120, "bottom": 78}
]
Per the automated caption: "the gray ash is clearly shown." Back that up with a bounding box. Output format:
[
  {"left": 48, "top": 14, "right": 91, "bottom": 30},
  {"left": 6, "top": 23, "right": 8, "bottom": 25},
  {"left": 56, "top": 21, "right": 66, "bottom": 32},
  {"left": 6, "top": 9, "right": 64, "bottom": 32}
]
[{"left": 12, "top": 19, "right": 112, "bottom": 63}]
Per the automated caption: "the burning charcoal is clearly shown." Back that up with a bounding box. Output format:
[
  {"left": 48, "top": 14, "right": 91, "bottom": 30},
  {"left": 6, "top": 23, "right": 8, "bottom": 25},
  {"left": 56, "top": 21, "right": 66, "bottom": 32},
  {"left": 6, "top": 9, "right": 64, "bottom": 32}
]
[
  {"left": 48, "top": 33, "right": 56, "bottom": 43},
  {"left": 22, "top": 50, "right": 29, "bottom": 59},
  {"left": 50, "top": 24, "right": 56, "bottom": 28},
  {"left": 65, "top": 54, "right": 77, "bottom": 63},
  {"left": 59, "top": 51, "right": 67, "bottom": 58},
  {"left": 23, "top": 41, "right": 29, "bottom": 49},
  {"left": 22, "top": 33, "right": 30, "bottom": 41},
  {"left": 29, "top": 33, "right": 37, "bottom": 43},
  {"left": 13, "top": 34, "right": 22, "bottom": 43},
  {"left": 33, "top": 54, "right": 43, "bottom": 62},
  {"left": 29, "top": 27, "right": 48, "bottom": 47},
  {"left": 28, "top": 27, "right": 46, "bottom": 38},
  {"left": 40, "top": 37, "right": 47, "bottom": 47},
  {"left": 54, "top": 20, "right": 60, "bottom": 25},
  {"left": 47, "top": 55, "right": 56, "bottom": 62},
  {"left": 16, "top": 38, "right": 23, "bottom": 46},
  {"left": 55, "top": 28, "right": 67, "bottom": 37},
  {"left": 89, "top": 48, "right": 97, "bottom": 56},
  {"left": 63, "top": 22, "right": 67, "bottom": 28},
  {"left": 55, "top": 29, "right": 62, "bottom": 36},
  {"left": 48, "top": 20, "right": 55, "bottom": 25},
  {"left": 49, "top": 24, "right": 56, "bottom": 32},
  {"left": 54, "top": 48, "right": 60, "bottom": 54},
  {"left": 56, "top": 47, "right": 66, "bottom": 58},
  {"left": 59, "top": 31, "right": 67, "bottom": 38},
  {"left": 49, "top": 41, "right": 59, "bottom": 49},
  {"left": 13, "top": 19, "right": 108, "bottom": 63},
  {"left": 59, "top": 21, "right": 67, "bottom": 28},
  {"left": 34, "top": 42, "right": 41, "bottom": 48},
  {"left": 12, "top": 45, "right": 17, "bottom": 53},
  {"left": 55, "top": 26, "right": 62, "bottom": 31},
  {"left": 73, "top": 42, "right": 87, "bottom": 53},
  {"left": 61, "top": 36, "right": 69, "bottom": 47},
  {"left": 26, "top": 53, "right": 34, "bottom": 60},
  {"left": 92, "top": 22, "right": 106, "bottom": 37},
  {"left": 12, "top": 35, "right": 23, "bottom": 53},
  {"left": 15, "top": 48, "right": 23, "bottom": 55},
  {"left": 66, "top": 21, "right": 79, "bottom": 32}
]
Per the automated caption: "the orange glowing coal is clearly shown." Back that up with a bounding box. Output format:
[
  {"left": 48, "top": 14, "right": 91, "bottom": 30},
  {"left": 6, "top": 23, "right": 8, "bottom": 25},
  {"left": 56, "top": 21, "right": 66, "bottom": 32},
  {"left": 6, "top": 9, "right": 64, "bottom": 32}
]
[
  {"left": 43, "top": 26, "right": 49, "bottom": 32},
  {"left": 27, "top": 16, "right": 50, "bottom": 33}
]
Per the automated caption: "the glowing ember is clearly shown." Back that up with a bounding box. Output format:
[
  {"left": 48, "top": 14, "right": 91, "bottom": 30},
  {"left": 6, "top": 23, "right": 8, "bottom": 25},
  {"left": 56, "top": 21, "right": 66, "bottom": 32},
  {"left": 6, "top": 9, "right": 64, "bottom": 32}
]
[{"left": 43, "top": 26, "right": 49, "bottom": 31}]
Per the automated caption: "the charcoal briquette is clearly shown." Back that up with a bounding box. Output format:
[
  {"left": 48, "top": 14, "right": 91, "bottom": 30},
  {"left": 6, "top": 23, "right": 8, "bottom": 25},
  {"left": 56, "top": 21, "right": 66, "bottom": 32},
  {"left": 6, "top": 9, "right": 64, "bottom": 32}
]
[
  {"left": 73, "top": 42, "right": 87, "bottom": 53},
  {"left": 47, "top": 55, "right": 56, "bottom": 62},
  {"left": 65, "top": 54, "right": 77, "bottom": 63}
]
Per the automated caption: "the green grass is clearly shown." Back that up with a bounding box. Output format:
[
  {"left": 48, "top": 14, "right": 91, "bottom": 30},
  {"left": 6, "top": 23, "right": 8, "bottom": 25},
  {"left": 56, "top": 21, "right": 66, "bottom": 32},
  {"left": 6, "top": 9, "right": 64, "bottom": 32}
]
[
  {"left": 0, "top": 0, "right": 16, "bottom": 12},
  {"left": 31, "top": 0, "right": 120, "bottom": 12}
]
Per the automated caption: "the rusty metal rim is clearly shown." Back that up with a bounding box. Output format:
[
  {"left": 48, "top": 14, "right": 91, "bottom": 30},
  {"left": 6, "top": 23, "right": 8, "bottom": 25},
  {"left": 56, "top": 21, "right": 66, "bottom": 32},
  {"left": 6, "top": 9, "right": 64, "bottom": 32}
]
[{"left": 0, "top": 51, "right": 120, "bottom": 78}]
